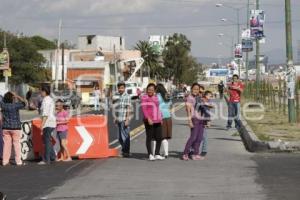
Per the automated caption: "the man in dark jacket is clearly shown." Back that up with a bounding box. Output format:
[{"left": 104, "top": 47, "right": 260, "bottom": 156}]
[{"left": 218, "top": 81, "right": 225, "bottom": 99}]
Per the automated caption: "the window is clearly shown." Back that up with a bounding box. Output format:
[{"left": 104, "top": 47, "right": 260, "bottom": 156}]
[{"left": 87, "top": 35, "right": 95, "bottom": 45}]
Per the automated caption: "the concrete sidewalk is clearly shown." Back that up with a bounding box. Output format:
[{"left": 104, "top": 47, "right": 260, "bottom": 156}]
[{"left": 39, "top": 101, "right": 266, "bottom": 200}]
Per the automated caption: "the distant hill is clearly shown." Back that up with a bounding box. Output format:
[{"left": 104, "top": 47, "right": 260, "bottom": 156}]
[
  {"left": 196, "top": 47, "right": 299, "bottom": 65},
  {"left": 196, "top": 57, "right": 231, "bottom": 65}
]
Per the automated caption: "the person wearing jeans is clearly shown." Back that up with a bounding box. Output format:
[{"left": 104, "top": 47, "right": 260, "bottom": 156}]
[
  {"left": 227, "top": 102, "right": 241, "bottom": 129},
  {"left": 0, "top": 92, "right": 26, "bottom": 166},
  {"left": 226, "top": 74, "right": 244, "bottom": 130},
  {"left": 200, "top": 129, "right": 208, "bottom": 156},
  {"left": 38, "top": 86, "right": 57, "bottom": 165},
  {"left": 42, "top": 127, "right": 56, "bottom": 163},
  {"left": 113, "top": 82, "right": 132, "bottom": 157}
]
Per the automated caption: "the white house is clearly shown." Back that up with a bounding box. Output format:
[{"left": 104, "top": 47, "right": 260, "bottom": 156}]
[{"left": 78, "top": 35, "right": 125, "bottom": 51}]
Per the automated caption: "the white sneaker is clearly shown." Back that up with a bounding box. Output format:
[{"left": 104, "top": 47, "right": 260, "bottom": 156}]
[
  {"left": 149, "top": 154, "right": 156, "bottom": 161},
  {"left": 154, "top": 155, "right": 165, "bottom": 160}
]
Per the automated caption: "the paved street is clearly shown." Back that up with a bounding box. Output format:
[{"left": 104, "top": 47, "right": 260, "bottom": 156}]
[
  {"left": 20, "top": 100, "right": 144, "bottom": 144},
  {"left": 1, "top": 100, "right": 300, "bottom": 200}
]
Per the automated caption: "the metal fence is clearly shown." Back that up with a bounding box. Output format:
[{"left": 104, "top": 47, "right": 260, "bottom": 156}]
[{"left": 243, "top": 79, "right": 300, "bottom": 123}]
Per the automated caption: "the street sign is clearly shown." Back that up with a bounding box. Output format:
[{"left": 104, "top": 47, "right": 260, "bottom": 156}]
[
  {"left": 242, "top": 39, "right": 253, "bottom": 52},
  {"left": 3, "top": 69, "right": 11, "bottom": 77}
]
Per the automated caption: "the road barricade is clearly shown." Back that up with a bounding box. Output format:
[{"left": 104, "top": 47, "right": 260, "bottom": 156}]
[
  {"left": 32, "top": 115, "right": 119, "bottom": 159},
  {"left": 0, "top": 120, "right": 35, "bottom": 161}
]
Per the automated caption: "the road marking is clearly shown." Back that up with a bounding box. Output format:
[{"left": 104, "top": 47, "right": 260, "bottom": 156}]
[
  {"left": 109, "top": 139, "right": 119, "bottom": 146},
  {"left": 112, "top": 102, "right": 185, "bottom": 149},
  {"left": 75, "top": 126, "right": 93, "bottom": 154},
  {"left": 65, "top": 160, "right": 86, "bottom": 173}
]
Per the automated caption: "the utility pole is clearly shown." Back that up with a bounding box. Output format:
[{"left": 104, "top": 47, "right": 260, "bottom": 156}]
[
  {"left": 113, "top": 44, "right": 118, "bottom": 91},
  {"left": 3, "top": 33, "right": 9, "bottom": 90},
  {"left": 245, "top": 0, "right": 250, "bottom": 86},
  {"left": 237, "top": 9, "right": 241, "bottom": 77},
  {"left": 55, "top": 19, "right": 62, "bottom": 91},
  {"left": 62, "top": 42, "right": 65, "bottom": 83},
  {"left": 285, "top": 0, "right": 297, "bottom": 123},
  {"left": 255, "top": 0, "right": 260, "bottom": 100}
]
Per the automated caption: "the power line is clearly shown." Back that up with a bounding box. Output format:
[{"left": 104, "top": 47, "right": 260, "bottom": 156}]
[
  {"left": 62, "top": 19, "right": 300, "bottom": 31},
  {"left": 155, "top": 0, "right": 300, "bottom": 7}
]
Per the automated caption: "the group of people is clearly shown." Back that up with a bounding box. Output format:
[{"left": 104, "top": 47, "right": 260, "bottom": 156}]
[
  {"left": 113, "top": 82, "right": 172, "bottom": 160},
  {"left": 0, "top": 86, "right": 72, "bottom": 166},
  {"left": 113, "top": 81, "right": 216, "bottom": 161},
  {"left": 114, "top": 74, "right": 243, "bottom": 161},
  {"left": 1, "top": 74, "right": 244, "bottom": 165}
]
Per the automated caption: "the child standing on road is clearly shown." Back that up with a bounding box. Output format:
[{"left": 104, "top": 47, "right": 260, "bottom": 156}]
[
  {"left": 182, "top": 83, "right": 204, "bottom": 161},
  {"left": 199, "top": 90, "right": 214, "bottom": 158},
  {"left": 55, "top": 99, "right": 72, "bottom": 162},
  {"left": 156, "top": 83, "right": 172, "bottom": 158}
]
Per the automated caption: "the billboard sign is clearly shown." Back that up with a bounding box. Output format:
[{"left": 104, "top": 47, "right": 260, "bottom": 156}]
[
  {"left": 0, "top": 49, "right": 9, "bottom": 70},
  {"left": 234, "top": 44, "right": 242, "bottom": 58},
  {"left": 209, "top": 69, "right": 229, "bottom": 77},
  {"left": 250, "top": 10, "right": 265, "bottom": 39},
  {"left": 242, "top": 39, "right": 253, "bottom": 52}
]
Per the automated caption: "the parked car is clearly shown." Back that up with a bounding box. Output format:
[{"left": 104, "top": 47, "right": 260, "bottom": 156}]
[
  {"left": 173, "top": 90, "right": 185, "bottom": 99},
  {"left": 124, "top": 82, "right": 142, "bottom": 99},
  {"left": 112, "top": 82, "right": 142, "bottom": 103},
  {"left": 52, "top": 90, "right": 81, "bottom": 109}
]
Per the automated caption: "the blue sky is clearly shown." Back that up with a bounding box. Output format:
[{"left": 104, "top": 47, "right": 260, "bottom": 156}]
[{"left": 1, "top": 0, "right": 300, "bottom": 63}]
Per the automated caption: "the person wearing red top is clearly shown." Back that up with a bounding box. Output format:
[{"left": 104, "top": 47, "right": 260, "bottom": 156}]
[{"left": 226, "top": 74, "right": 244, "bottom": 130}]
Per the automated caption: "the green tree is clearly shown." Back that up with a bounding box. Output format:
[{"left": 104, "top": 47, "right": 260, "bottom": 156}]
[
  {"left": 30, "top": 35, "right": 56, "bottom": 50},
  {"left": 134, "top": 40, "right": 160, "bottom": 79},
  {"left": 163, "top": 33, "right": 198, "bottom": 84},
  {"left": 0, "top": 30, "right": 52, "bottom": 84}
]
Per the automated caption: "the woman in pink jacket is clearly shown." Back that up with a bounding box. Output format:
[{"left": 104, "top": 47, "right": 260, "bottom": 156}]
[{"left": 141, "top": 83, "right": 165, "bottom": 161}]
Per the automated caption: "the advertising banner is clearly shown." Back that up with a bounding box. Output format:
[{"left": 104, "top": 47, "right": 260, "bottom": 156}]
[
  {"left": 250, "top": 10, "right": 265, "bottom": 39},
  {"left": 209, "top": 69, "right": 229, "bottom": 77},
  {"left": 234, "top": 44, "right": 242, "bottom": 58},
  {"left": 0, "top": 49, "right": 9, "bottom": 70}
]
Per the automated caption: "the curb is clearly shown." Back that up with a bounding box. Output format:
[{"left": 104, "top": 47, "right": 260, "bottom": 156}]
[
  {"left": 225, "top": 95, "right": 300, "bottom": 152},
  {"left": 238, "top": 115, "right": 269, "bottom": 152}
]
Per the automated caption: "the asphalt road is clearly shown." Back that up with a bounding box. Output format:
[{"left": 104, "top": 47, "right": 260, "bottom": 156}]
[
  {"left": 252, "top": 153, "right": 300, "bottom": 200},
  {"left": 1, "top": 99, "right": 300, "bottom": 200},
  {"left": 20, "top": 100, "right": 144, "bottom": 144}
]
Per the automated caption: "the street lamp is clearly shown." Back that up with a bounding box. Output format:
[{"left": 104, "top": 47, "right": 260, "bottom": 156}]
[{"left": 216, "top": 3, "right": 245, "bottom": 77}]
